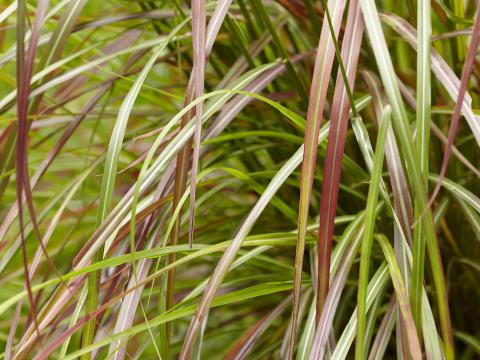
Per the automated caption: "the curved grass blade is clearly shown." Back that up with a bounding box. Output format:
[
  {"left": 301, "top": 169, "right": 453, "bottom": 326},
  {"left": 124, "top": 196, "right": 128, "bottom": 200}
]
[{"left": 429, "top": 174, "right": 480, "bottom": 213}]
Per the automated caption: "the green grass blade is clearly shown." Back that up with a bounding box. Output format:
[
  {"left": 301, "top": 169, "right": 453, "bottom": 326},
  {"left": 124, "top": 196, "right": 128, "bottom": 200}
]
[
  {"left": 411, "top": 0, "right": 432, "bottom": 334},
  {"left": 356, "top": 105, "right": 391, "bottom": 359}
]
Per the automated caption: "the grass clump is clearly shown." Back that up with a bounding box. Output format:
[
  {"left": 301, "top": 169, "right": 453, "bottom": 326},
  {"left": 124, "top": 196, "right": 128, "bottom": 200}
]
[{"left": 0, "top": 0, "right": 479, "bottom": 358}]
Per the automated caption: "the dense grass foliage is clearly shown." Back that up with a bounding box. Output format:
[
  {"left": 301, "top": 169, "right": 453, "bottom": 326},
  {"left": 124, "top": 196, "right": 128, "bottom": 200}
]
[{"left": 1, "top": 0, "right": 480, "bottom": 358}]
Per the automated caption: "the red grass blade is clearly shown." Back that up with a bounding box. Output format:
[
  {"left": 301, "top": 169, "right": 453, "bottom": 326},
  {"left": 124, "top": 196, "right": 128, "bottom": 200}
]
[
  {"left": 317, "top": 0, "right": 363, "bottom": 328},
  {"left": 15, "top": 0, "right": 50, "bottom": 341}
]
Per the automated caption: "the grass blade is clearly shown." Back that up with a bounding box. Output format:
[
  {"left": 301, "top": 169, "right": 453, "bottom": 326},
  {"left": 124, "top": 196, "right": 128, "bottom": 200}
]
[
  {"left": 356, "top": 105, "right": 391, "bottom": 359},
  {"left": 411, "top": 0, "right": 432, "bottom": 334},
  {"left": 368, "top": 298, "right": 396, "bottom": 360},
  {"left": 15, "top": 0, "right": 50, "bottom": 344},
  {"left": 188, "top": 0, "right": 206, "bottom": 247},
  {"left": 375, "top": 234, "right": 422, "bottom": 359},
  {"left": 317, "top": 0, "right": 363, "bottom": 335},
  {"left": 289, "top": 0, "right": 347, "bottom": 357}
]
